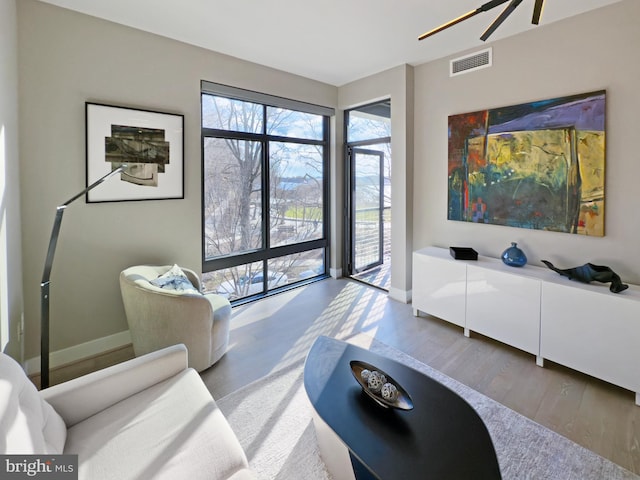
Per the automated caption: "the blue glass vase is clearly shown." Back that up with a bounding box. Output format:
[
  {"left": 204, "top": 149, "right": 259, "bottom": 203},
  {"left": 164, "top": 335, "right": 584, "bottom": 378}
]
[{"left": 502, "top": 242, "right": 527, "bottom": 267}]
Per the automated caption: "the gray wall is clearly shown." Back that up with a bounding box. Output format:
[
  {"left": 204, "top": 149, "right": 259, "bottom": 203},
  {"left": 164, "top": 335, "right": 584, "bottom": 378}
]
[
  {"left": 0, "top": 0, "right": 24, "bottom": 361},
  {"left": 17, "top": 0, "right": 338, "bottom": 365},
  {"left": 15, "top": 0, "right": 640, "bottom": 367},
  {"left": 413, "top": 0, "right": 640, "bottom": 286}
]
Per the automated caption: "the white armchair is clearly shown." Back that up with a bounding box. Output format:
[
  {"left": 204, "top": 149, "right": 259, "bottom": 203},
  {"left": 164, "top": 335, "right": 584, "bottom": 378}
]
[
  {"left": 119, "top": 265, "right": 231, "bottom": 371},
  {"left": 0, "top": 344, "right": 255, "bottom": 480}
]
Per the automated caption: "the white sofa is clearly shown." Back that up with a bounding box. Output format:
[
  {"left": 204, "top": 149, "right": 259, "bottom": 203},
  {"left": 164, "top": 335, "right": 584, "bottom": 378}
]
[{"left": 0, "top": 344, "right": 255, "bottom": 480}]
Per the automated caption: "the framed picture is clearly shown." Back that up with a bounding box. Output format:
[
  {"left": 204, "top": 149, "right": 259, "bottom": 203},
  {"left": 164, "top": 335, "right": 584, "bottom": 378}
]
[
  {"left": 447, "top": 90, "right": 605, "bottom": 236},
  {"left": 86, "top": 102, "right": 184, "bottom": 202}
]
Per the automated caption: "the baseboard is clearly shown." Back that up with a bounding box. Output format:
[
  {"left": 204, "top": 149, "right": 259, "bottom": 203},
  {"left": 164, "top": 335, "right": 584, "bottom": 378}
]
[
  {"left": 25, "top": 330, "right": 132, "bottom": 375},
  {"left": 389, "top": 287, "right": 411, "bottom": 304}
]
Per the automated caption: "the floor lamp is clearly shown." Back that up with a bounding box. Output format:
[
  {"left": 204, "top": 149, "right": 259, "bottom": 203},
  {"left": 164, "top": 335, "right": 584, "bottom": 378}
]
[{"left": 40, "top": 164, "right": 128, "bottom": 389}]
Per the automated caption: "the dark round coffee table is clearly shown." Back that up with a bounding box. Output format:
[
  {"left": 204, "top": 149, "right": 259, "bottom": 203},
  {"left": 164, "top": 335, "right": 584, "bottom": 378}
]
[{"left": 304, "top": 336, "right": 502, "bottom": 480}]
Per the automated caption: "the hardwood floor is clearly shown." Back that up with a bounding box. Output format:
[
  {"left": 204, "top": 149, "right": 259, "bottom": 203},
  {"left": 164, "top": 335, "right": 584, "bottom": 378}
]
[
  {"left": 43, "top": 277, "right": 640, "bottom": 474},
  {"left": 202, "top": 278, "right": 640, "bottom": 475}
]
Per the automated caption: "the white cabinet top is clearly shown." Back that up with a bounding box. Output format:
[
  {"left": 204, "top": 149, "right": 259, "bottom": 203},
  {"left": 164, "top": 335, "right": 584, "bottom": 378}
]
[{"left": 415, "top": 246, "right": 640, "bottom": 301}]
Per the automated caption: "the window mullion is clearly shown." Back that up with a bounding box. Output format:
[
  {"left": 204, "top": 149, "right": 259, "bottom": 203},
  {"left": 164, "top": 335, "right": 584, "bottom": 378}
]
[
  {"left": 262, "top": 104, "right": 270, "bottom": 293},
  {"left": 263, "top": 104, "right": 270, "bottom": 254}
]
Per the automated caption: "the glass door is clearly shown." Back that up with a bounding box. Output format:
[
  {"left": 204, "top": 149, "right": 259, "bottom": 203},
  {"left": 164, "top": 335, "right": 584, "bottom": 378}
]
[
  {"left": 350, "top": 147, "right": 384, "bottom": 273},
  {"left": 345, "top": 99, "right": 391, "bottom": 290}
]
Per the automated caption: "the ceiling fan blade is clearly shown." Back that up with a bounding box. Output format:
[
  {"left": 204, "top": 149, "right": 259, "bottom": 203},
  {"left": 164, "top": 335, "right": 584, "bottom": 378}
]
[
  {"left": 532, "top": 0, "right": 546, "bottom": 24},
  {"left": 418, "top": 0, "right": 510, "bottom": 41},
  {"left": 418, "top": 10, "right": 479, "bottom": 40},
  {"left": 478, "top": 0, "right": 514, "bottom": 13},
  {"left": 480, "top": 0, "right": 524, "bottom": 41}
]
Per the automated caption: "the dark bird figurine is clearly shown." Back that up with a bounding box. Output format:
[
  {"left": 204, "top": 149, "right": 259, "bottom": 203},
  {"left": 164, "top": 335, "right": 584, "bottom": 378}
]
[{"left": 541, "top": 260, "right": 629, "bottom": 293}]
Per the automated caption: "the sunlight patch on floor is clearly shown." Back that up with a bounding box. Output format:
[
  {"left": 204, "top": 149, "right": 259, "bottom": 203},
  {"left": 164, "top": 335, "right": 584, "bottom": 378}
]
[
  {"left": 229, "top": 286, "right": 306, "bottom": 330},
  {"left": 267, "top": 283, "right": 361, "bottom": 373},
  {"left": 228, "top": 279, "right": 393, "bottom": 377},
  {"left": 267, "top": 281, "right": 389, "bottom": 374}
]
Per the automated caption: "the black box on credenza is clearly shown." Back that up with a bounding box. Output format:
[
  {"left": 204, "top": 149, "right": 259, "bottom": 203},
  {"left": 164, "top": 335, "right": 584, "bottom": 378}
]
[{"left": 449, "top": 247, "right": 478, "bottom": 260}]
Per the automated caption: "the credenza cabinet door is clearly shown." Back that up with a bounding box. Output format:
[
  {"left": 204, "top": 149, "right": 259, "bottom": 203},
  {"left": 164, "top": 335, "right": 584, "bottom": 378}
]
[
  {"left": 466, "top": 265, "right": 541, "bottom": 356},
  {"left": 412, "top": 249, "right": 466, "bottom": 327},
  {"left": 541, "top": 282, "right": 640, "bottom": 396}
]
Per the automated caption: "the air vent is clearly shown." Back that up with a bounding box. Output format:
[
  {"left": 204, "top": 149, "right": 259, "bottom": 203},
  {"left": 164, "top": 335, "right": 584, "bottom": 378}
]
[{"left": 450, "top": 48, "right": 492, "bottom": 77}]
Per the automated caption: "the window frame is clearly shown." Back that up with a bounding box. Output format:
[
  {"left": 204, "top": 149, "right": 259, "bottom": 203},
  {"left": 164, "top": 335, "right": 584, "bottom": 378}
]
[{"left": 201, "top": 81, "right": 333, "bottom": 302}]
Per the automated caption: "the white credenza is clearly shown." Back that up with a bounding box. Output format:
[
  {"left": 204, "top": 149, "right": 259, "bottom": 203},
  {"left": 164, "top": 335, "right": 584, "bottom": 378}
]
[{"left": 412, "top": 246, "right": 640, "bottom": 405}]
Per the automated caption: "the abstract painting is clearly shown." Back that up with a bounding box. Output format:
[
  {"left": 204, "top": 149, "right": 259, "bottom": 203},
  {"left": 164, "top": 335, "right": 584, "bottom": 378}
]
[{"left": 448, "top": 91, "right": 605, "bottom": 236}]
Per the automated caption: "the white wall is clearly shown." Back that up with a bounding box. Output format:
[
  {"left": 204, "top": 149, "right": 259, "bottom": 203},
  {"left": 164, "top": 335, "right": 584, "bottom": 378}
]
[
  {"left": 17, "top": 0, "right": 337, "bottom": 365},
  {"left": 413, "top": 0, "right": 640, "bottom": 285},
  {"left": 0, "top": 0, "right": 24, "bottom": 361}
]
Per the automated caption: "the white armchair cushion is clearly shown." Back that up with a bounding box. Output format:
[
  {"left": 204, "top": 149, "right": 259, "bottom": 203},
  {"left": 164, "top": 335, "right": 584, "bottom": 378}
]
[
  {"left": 0, "top": 352, "right": 66, "bottom": 454},
  {"left": 64, "top": 369, "right": 249, "bottom": 480}
]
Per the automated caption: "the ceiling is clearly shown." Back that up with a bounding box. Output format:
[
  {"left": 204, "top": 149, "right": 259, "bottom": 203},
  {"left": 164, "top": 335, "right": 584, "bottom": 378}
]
[{"left": 39, "top": 0, "right": 623, "bottom": 86}]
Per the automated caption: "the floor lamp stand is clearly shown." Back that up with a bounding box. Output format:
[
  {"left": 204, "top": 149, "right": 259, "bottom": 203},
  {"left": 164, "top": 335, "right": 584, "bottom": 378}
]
[{"left": 40, "top": 165, "right": 127, "bottom": 389}]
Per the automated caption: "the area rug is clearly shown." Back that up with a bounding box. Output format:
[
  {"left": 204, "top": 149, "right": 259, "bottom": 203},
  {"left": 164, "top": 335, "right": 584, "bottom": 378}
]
[{"left": 217, "top": 333, "right": 639, "bottom": 480}]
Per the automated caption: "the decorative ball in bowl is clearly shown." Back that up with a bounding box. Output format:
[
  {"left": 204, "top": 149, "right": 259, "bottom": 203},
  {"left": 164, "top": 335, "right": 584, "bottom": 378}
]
[{"left": 350, "top": 360, "right": 413, "bottom": 410}]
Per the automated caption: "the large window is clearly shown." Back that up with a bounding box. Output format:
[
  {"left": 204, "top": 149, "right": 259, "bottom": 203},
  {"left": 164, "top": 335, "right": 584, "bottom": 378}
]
[{"left": 201, "top": 82, "right": 333, "bottom": 302}]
